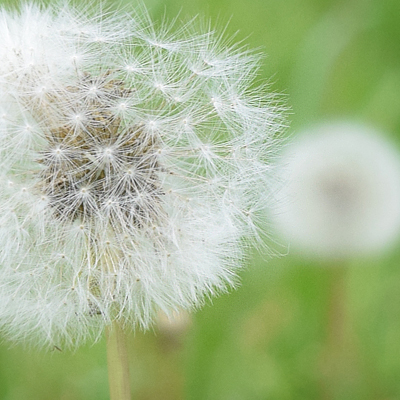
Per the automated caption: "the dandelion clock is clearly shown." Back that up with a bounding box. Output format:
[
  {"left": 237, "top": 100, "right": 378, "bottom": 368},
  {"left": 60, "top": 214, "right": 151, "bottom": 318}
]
[
  {"left": 274, "top": 122, "right": 400, "bottom": 396},
  {"left": 0, "top": 2, "right": 284, "bottom": 398},
  {"left": 275, "top": 122, "right": 400, "bottom": 259}
]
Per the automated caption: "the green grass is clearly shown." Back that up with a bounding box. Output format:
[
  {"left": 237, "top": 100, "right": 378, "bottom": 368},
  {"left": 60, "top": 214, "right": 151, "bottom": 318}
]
[{"left": 0, "top": 0, "right": 400, "bottom": 398}]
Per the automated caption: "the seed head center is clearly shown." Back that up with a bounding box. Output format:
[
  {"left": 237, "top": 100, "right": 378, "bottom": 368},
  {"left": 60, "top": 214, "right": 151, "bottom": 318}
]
[{"left": 36, "top": 73, "right": 163, "bottom": 225}]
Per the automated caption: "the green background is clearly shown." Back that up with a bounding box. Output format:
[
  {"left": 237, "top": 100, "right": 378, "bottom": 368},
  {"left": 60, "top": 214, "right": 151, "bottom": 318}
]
[{"left": 1, "top": 0, "right": 400, "bottom": 399}]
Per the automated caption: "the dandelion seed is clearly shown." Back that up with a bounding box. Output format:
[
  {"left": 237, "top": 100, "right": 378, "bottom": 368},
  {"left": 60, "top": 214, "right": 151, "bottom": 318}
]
[{"left": 0, "top": 2, "right": 284, "bottom": 350}]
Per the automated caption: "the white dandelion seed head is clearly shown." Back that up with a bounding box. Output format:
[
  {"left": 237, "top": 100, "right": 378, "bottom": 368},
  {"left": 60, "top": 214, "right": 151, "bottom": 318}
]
[
  {"left": 275, "top": 122, "right": 400, "bottom": 259},
  {"left": 0, "top": 2, "right": 284, "bottom": 348}
]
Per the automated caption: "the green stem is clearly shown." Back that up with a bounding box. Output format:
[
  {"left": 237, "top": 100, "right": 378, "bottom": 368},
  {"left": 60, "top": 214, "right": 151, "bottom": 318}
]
[
  {"left": 106, "top": 321, "right": 131, "bottom": 400},
  {"left": 320, "top": 264, "right": 348, "bottom": 400}
]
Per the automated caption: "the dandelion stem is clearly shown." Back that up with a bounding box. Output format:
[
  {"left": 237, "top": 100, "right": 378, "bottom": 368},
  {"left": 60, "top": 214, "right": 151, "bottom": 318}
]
[
  {"left": 106, "top": 321, "right": 131, "bottom": 400},
  {"left": 320, "top": 264, "right": 349, "bottom": 400}
]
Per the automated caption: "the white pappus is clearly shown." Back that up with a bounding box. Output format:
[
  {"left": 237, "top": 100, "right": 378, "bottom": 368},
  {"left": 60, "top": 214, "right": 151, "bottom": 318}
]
[
  {"left": 274, "top": 122, "right": 400, "bottom": 259},
  {"left": 0, "top": 2, "right": 284, "bottom": 348}
]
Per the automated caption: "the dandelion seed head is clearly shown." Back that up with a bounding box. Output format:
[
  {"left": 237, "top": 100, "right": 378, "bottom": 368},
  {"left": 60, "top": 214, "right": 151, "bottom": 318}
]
[
  {"left": 0, "top": 2, "right": 283, "bottom": 348},
  {"left": 275, "top": 122, "right": 400, "bottom": 259}
]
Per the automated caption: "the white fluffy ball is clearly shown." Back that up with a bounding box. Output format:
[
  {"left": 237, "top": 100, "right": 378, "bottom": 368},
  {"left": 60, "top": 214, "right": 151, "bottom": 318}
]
[
  {"left": 275, "top": 122, "right": 400, "bottom": 258},
  {"left": 0, "top": 3, "right": 283, "bottom": 348}
]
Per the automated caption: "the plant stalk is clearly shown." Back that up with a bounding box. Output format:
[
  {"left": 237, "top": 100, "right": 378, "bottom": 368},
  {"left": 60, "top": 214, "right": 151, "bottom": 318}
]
[{"left": 106, "top": 321, "right": 131, "bottom": 400}]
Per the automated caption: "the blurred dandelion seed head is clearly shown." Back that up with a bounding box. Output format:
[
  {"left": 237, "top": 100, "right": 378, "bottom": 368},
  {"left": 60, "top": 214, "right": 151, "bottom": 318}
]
[
  {"left": 0, "top": 3, "right": 284, "bottom": 347},
  {"left": 275, "top": 122, "right": 400, "bottom": 259}
]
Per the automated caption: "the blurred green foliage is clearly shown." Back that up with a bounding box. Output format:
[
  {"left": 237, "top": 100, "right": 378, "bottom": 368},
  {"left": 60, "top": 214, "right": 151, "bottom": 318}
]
[{"left": 1, "top": 0, "right": 400, "bottom": 399}]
